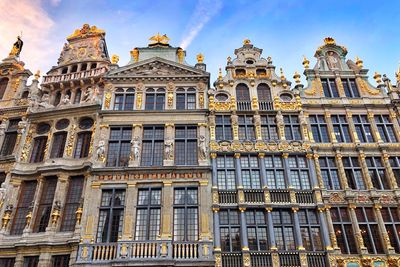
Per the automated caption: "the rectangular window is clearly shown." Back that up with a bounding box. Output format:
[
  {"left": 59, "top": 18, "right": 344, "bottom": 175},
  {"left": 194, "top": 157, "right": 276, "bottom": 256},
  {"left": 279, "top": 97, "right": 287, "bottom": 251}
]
[
  {"left": 176, "top": 91, "right": 196, "bottom": 110},
  {"left": 330, "top": 207, "right": 357, "bottom": 254},
  {"left": 0, "top": 119, "right": 20, "bottom": 156},
  {"left": 175, "top": 126, "right": 198, "bottom": 166},
  {"left": 141, "top": 126, "right": 164, "bottom": 166},
  {"left": 389, "top": 157, "right": 400, "bottom": 188},
  {"left": 216, "top": 155, "right": 236, "bottom": 190},
  {"left": 52, "top": 255, "right": 70, "bottom": 267},
  {"left": 23, "top": 256, "right": 39, "bottom": 267},
  {"left": 246, "top": 210, "right": 268, "bottom": 251},
  {"left": 272, "top": 209, "right": 295, "bottom": 250},
  {"left": 60, "top": 176, "right": 84, "bottom": 231},
  {"left": 97, "top": 189, "right": 125, "bottom": 242},
  {"left": 113, "top": 91, "right": 135, "bottom": 111},
  {"left": 319, "top": 157, "right": 341, "bottom": 190},
  {"left": 240, "top": 155, "right": 261, "bottom": 189},
  {"left": 106, "top": 127, "right": 132, "bottom": 167},
  {"left": 0, "top": 258, "right": 15, "bottom": 267},
  {"left": 135, "top": 188, "right": 161, "bottom": 240},
  {"left": 353, "top": 115, "right": 374, "bottom": 143},
  {"left": 381, "top": 207, "right": 400, "bottom": 253},
  {"left": 173, "top": 188, "right": 198, "bottom": 241},
  {"left": 220, "top": 209, "right": 241, "bottom": 252},
  {"left": 215, "top": 115, "right": 232, "bottom": 140},
  {"left": 321, "top": 78, "right": 339, "bottom": 98},
  {"left": 11, "top": 181, "right": 37, "bottom": 235},
  {"left": 365, "top": 157, "right": 390, "bottom": 190},
  {"left": 298, "top": 209, "right": 323, "bottom": 251},
  {"left": 342, "top": 78, "right": 360, "bottom": 97},
  {"left": 288, "top": 156, "right": 311, "bottom": 189},
  {"left": 375, "top": 115, "right": 398, "bottom": 143},
  {"left": 284, "top": 115, "right": 301, "bottom": 140},
  {"left": 145, "top": 91, "right": 165, "bottom": 110},
  {"left": 30, "top": 136, "right": 47, "bottom": 163},
  {"left": 355, "top": 207, "right": 384, "bottom": 254},
  {"left": 74, "top": 132, "right": 92, "bottom": 158},
  {"left": 343, "top": 157, "right": 366, "bottom": 190},
  {"left": 50, "top": 132, "right": 67, "bottom": 158},
  {"left": 331, "top": 115, "right": 352, "bottom": 143},
  {"left": 309, "top": 115, "right": 329, "bottom": 143},
  {"left": 34, "top": 177, "right": 57, "bottom": 232},
  {"left": 238, "top": 115, "right": 255, "bottom": 140},
  {"left": 260, "top": 115, "right": 278, "bottom": 141},
  {"left": 264, "top": 155, "right": 286, "bottom": 189}
]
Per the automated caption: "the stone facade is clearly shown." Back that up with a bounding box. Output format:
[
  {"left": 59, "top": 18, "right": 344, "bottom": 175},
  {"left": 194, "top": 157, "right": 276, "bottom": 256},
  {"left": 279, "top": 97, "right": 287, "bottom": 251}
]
[{"left": 0, "top": 26, "right": 399, "bottom": 267}]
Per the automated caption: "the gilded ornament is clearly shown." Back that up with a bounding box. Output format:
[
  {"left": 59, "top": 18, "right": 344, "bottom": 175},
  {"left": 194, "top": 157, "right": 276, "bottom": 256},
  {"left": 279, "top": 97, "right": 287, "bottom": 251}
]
[
  {"left": 243, "top": 39, "right": 251, "bottom": 45},
  {"left": 148, "top": 33, "right": 170, "bottom": 45},
  {"left": 104, "top": 91, "right": 112, "bottom": 109},
  {"left": 302, "top": 55, "right": 310, "bottom": 69},
  {"left": 355, "top": 56, "right": 363, "bottom": 68},
  {"left": 198, "top": 93, "right": 204, "bottom": 108},
  {"left": 300, "top": 253, "right": 307, "bottom": 266},
  {"left": 136, "top": 93, "right": 142, "bottom": 109},
  {"left": 243, "top": 253, "right": 251, "bottom": 267},
  {"left": 76, "top": 207, "right": 83, "bottom": 225},
  {"left": 324, "top": 37, "right": 336, "bottom": 45},
  {"left": 177, "top": 48, "right": 185, "bottom": 63},
  {"left": 20, "top": 128, "right": 33, "bottom": 162},
  {"left": 251, "top": 96, "right": 258, "bottom": 110},
  {"left": 130, "top": 48, "right": 139, "bottom": 62},
  {"left": 9, "top": 36, "right": 23, "bottom": 57},
  {"left": 196, "top": 53, "right": 204, "bottom": 63},
  {"left": 34, "top": 70, "right": 40, "bottom": 80},
  {"left": 111, "top": 54, "right": 119, "bottom": 64},
  {"left": 215, "top": 253, "right": 222, "bottom": 267},
  {"left": 67, "top": 24, "right": 105, "bottom": 40},
  {"left": 293, "top": 71, "right": 301, "bottom": 84},
  {"left": 66, "top": 125, "right": 76, "bottom": 157}
]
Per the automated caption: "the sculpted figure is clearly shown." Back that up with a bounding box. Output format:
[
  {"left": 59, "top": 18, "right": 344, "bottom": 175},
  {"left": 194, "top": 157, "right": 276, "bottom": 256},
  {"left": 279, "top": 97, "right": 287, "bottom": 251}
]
[
  {"left": 82, "top": 87, "right": 94, "bottom": 103},
  {"left": 59, "top": 94, "right": 71, "bottom": 106},
  {"left": 96, "top": 140, "right": 106, "bottom": 161},
  {"left": 326, "top": 51, "right": 340, "bottom": 70},
  {"left": 198, "top": 135, "right": 207, "bottom": 160},
  {"left": 38, "top": 94, "right": 54, "bottom": 109},
  {"left": 18, "top": 117, "right": 28, "bottom": 135},
  {"left": 0, "top": 182, "right": 6, "bottom": 208},
  {"left": 131, "top": 137, "right": 140, "bottom": 161},
  {"left": 164, "top": 139, "right": 174, "bottom": 160},
  {"left": 0, "top": 122, "right": 6, "bottom": 137}
]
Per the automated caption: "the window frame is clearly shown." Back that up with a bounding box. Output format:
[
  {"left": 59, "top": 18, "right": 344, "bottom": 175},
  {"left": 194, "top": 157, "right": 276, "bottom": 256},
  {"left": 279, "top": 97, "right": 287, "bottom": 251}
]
[
  {"left": 298, "top": 209, "right": 323, "bottom": 251},
  {"left": 330, "top": 207, "right": 358, "bottom": 254},
  {"left": 106, "top": 126, "right": 132, "bottom": 167},
  {"left": 215, "top": 115, "right": 233, "bottom": 141},
  {"left": 353, "top": 115, "right": 374, "bottom": 143},
  {"left": 283, "top": 115, "right": 302, "bottom": 141},
  {"left": 331, "top": 115, "right": 352, "bottom": 143},
  {"left": 321, "top": 78, "right": 339, "bottom": 98},
  {"left": 113, "top": 88, "right": 135, "bottom": 111},
  {"left": 246, "top": 209, "right": 269, "bottom": 251},
  {"left": 174, "top": 125, "right": 198, "bottom": 166},
  {"left": 309, "top": 115, "right": 329, "bottom": 143},
  {"left": 135, "top": 188, "right": 162, "bottom": 240},
  {"left": 216, "top": 155, "right": 237, "bottom": 190},
  {"left": 176, "top": 88, "right": 196, "bottom": 110},
  {"left": 33, "top": 177, "right": 57, "bottom": 233},
  {"left": 342, "top": 78, "right": 360, "bottom": 98},
  {"left": 240, "top": 155, "right": 261, "bottom": 189},
  {"left": 220, "top": 209, "right": 241, "bottom": 252},
  {"left": 238, "top": 115, "right": 255, "bottom": 141},
  {"left": 50, "top": 131, "right": 67, "bottom": 158},
  {"left": 30, "top": 136, "right": 48, "bottom": 163},
  {"left": 375, "top": 115, "right": 398, "bottom": 143},
  {"left": 365, "top": 156, "right": 390, "bottom": 190},
  {"left": 145, "top": 88, "right": 165, "bottom": 111},
  {"left": 141, "top": 126, "right": 164, "bottom": 166},
  {"left": 60, "top": 176, "right": 84, "bottom": 232},
  {"left": 288, "top": 155, "right": 311, "bottom": 190},
  {"left": 355, "top": 207, "right": 384, "bottom": 254},
  {"left": 319, "top": 157, "right": 341, "bottom": 190},
  {"left": 260, "top": 115, "right": 278, "bottom": 141},
  {"left": 272, "top": 209, "right": 296, "bottom": 250},
  {"left": 0, "top": 119, "right": 20, "bottom": 156},
  {"left": 173, "top": 187, "right": 199, "bottom": 241},
  {"left": 343, "top": 157, "right": 366, "bottom": 190}
]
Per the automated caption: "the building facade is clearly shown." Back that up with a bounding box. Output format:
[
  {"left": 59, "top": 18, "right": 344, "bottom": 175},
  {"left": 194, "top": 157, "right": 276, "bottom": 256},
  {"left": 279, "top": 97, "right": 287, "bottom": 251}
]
[{"left": 0, "top": 25, "right": 399, "bottom": 267}]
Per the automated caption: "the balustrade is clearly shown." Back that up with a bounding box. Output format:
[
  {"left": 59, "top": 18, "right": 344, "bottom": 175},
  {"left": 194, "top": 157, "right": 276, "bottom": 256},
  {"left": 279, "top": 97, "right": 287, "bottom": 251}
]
[
  {"left": 250, "top": 252, "right": 272, "bottom": 267},
  {"left": 258, "top": 101, "right": 274, "bottom": 111},
  {"left": 270, "top": 189, "right": 291, "bottom": 203},
  {"left": 221, "top": 252, "right": 243, "bottom": 267},
  {"left": 243, "top": 189, "right": 264, "bottom": 203},
  {"left": 236, "top": 101, "right": 252, "bottom": 111},
  {"left": 306, "top": 252, "right": 327, "bottom": 267},
  {"left": 218, "top": 190, "right": 238, "bottom": 204},
  {"left": 295, "top": 190, "right": 315, "bottom": 204},
  {"left": 42, "top": 66, "right": 107, "bottom": 84},
  {"left": 279, "top": 252, "right": 301, "bottom": 267}
]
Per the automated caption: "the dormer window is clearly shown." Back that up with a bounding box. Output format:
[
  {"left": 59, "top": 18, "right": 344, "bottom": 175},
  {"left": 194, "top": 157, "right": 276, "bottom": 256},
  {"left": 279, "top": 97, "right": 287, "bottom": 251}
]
[
  {"left": 342, "top": 78, "right": 360, "bottom": 98},
  {"left": 321, "top": 78, "right": 339, "bottom": 98}
]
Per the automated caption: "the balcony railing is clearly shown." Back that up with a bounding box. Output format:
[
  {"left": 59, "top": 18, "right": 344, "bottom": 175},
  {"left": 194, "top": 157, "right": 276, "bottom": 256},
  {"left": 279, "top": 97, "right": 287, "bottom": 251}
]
[
  {"left": 236, "top": 101, "right": 252, "bottom": 111},
  {"left": 258, "top": 101, "right": 274, "bottom": 111},
  {"left": 307, "top": 252, "right": 327, "bottom": 267},
  {"left": 279, "top": 252, "right": 301, "bottom": 267},
  {"left": 221, "top": 252, "right": 243, "bottom": 267},
  {"left": 270, "top": 189, "right": 291, "bottom": 203},
  {"left": 77, "top": 240, "right": 213, "bottom": 264},
  {"left": 42, "top": 66, "right": 108, "bottom": 84},
  {"left": 295, "top": 190, "right": 315, "bottom": 204},
  {"left": 244, "top": 189, "right": 264, "bottom": 203},
  {"left": 219, "top": 190, "right": 237, "bottom": 204},
  {"left": 250, "top": 252, "right": 272, "bottom": 267}
]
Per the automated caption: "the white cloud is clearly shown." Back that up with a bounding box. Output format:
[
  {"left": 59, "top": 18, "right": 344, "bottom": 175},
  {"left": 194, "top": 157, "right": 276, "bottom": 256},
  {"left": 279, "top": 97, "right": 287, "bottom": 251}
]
[
  {"left": 0, "top": 0, "right": 58, "bottom": 77},
  {"left": 180, "top": 0, "right": 222, "bottom": 49}
]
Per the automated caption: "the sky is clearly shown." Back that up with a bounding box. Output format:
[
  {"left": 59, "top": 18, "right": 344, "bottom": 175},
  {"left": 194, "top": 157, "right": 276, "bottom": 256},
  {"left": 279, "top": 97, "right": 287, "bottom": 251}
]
[{"left": 1, "top": 0, "right": 400, "bottom": 85}]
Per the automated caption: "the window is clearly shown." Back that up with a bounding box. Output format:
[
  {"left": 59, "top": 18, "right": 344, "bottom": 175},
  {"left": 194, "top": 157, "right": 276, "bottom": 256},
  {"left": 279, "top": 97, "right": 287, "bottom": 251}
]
[
  {"left": 331, "top": 115, "right": 351, "bottom": 143},
  {"left": 257, "top": 83, "right": 272, "bottom": 101},
  {"left": 240, "top": 155, "right": 261, "bottom": 189},
  {"left": 330, "top": 207, "right": 357, "bottom": 254},
  {"left": 321, "top": 78, "right": 339, "bottom": 98},
  {"left": 52, "top": 255, "right": 70, "bottom": 267},
  {"left": 0, "top": 119, "right": 20, "bottom": 156},
  {"left": 0, "top": 172, "right": 5, "bottom": 186},
  {"left": 283, "top": 115, "right": 301, "bottom": 140},
  {"left": 260, "top": 115, "right": 278, "bottom": 140},
  {"left": 74, "top": 89, "right": 81, "bottom": 104},
  {"left": 141, "top": 126, "right": 164, "bottom": 166},
  {"left": 236, "top": 83, "right": 250, "bottom": 101},
  {"left": 55, "top": 119, "right": 69, "bottom": 130},
  {"left": 0, "top": 258, "right": 15, "bottom": 267},
  {"left": 74, "top": 132, "right": 91, "bottom": 158},
  {"left": 113, "top": 88, "right": 135, "bottom": 111},
  {"left": 389, "top": 157, "right": 400, "bottom": 187},
  {"left": 272, "top": 209, "right": 296, "bottom": 250},
  {"left": 135, "top": 188, "right": 161, "bottom": 240},
  {"left": 0, "top": 78, "right": 9, "bottom": 99},
  {"left": 309, "top": 115, "right": 329, "bottom": 143},
  {"left": 30, "top": 136, "right": 47, "bottom": 163},
  {"left": 264, "top": 155, "right": 286, "bottom": 189},
  {"left": 220, "top": 209, "right": 241, "bottom": 252},
  {"left": 365, "top": 157, "right": 390, "bottom": 190},
  {"left": 342, "top": 78, "right": 360, "bottom": 98},
  {"left": 343, "top": 157, "right": 366, "bottom": 190},
  {"left": 215, "top": 115, "right": 233, "bottom": 140},
  {"left": 375, "top": 115, "right": 398, "bottom": 143},
  {"left": 50, "top": 132, "right": 67, "bottom": 158},
  {"left": 353, "top": 115, "right": 374, "bottom": 143},
  {"left": 106, "top": 127, "right": 132, "bottom": 167},
  {"left": 319, "top": 157, "right": 341, "bottom": 190},
  {"left": 176, "top": 88, "right": 196, "bottom": 110},
  {"left": 34, "top": 177, "right": 57, "bottom": 232},
  {"left": 298, "top": 209, "right": 323, "bottom": 251},
  {"left": 11, "top": 181, "right": 37, "bottom": 235},
  {"left": 288, "top": 156, "right": 311, "bottom": 189},
  {"left": 23, "top": 256, "right": 39, "bottom": 267},
  {"left": 238, "top": 115, "right": 255, "bottom": 140},
  {"left": 60, "top": 176, "right": 84, "bottom": 231},
  {"left": 216, "top": 155, "right": 236, "bottom": 190},
  {"left": 54, "top": 91, "right": 61, "bottom": 106},
  {"left": 246, "top": 210, "right": 268, "bottom": 251},
  {"left": 355, "top": 207, "right": 384, "bottom": 254},
  {"left": 175, "top": 126, "right": 197, "bottom": 165},
  {"left": 381, "top": 207, "right": 400, "bottom": 253},
  {"left": 97, "top": 189, "right": 125, "bottom": 242},
  {"left": 145, "top": 88, "right": 165, "bottom": 110},
  {"left": 173, "top": 188, "right": 198, "bottom": 241}
]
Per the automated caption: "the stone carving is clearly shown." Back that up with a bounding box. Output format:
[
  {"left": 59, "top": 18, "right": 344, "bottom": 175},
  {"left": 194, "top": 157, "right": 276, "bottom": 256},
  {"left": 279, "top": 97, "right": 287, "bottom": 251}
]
[
  {"left": 164, "top": 139, "right": 174, "bottom": 160},
  {"left": 18, "top": 118, "right": 28, "bottom": 135},
  {"left": 131, "top": 137, "right": 140, "bottom": 161},
  {"left": 326, "top": 51, "right": 340, "bottom": 70},
  {"left": 198, "top": 135, "right": 207, "bottom": 160},
  {"left": 59, "top": 94, "right": 71, "bottom": 106},
  {"left": 0, "top": 122, "right": 6, "bottom": 136},
  {"left": 96, "top": 140, "right": 106, "bottom": 162},
  {"left": 36, "top": 93, "right": 54, "bottom": 109},
  {"left": 58, "top": 43, "right": 71, "bottom": 64},
  {"left": 0, "top": 182, "right": 6, "bottom": 208}
]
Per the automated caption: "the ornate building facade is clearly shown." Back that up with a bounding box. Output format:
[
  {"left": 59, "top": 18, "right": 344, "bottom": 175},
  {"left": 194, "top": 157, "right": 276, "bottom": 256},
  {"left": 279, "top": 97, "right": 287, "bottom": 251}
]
[{"left": 0, "top": 25, "right": 399, "bottom": 267}]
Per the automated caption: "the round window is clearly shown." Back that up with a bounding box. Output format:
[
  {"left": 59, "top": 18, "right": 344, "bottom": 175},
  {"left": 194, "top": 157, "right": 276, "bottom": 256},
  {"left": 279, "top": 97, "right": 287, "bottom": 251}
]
[
  {"left": 280, "top": 93, "right": 293, "bottom": 102},
  {"left": 36, "top": 122, "right": 51, "bottom": 134},
  {"left": 246, "top": 59, "right": 254, "bottom": 65},
  {"left": 79, "top": 117, "right": 94, "bottom": 130},
  {"left": 55, "top": 119, "right": 70, "bottom": 130},
  {"left": 215, "top": 93, "right": 228, "bottom": 101}
]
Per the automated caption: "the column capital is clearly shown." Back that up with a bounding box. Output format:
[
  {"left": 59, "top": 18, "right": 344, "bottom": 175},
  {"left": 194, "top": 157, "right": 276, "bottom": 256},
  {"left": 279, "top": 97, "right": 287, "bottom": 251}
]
[
  {"left": 292, "top": 207, "right": 299, "bottom": 212},
  {"left": 265, "top": 207, "right": 273, "bottom": 212},
  {"left": 234, "top": 153, "right": 241, "bottom": 159},
  {"left": 282, "top": 153, "right": 289, "bottom": 159},
  {"left": 258, "top": 152, "right": 265, "bottom": 159},
  {"left": 306, "top": 153, "right": 313, "bottom": 159},
  {"left": 210, "top": 152, "right": 217, "bottom": 159}
]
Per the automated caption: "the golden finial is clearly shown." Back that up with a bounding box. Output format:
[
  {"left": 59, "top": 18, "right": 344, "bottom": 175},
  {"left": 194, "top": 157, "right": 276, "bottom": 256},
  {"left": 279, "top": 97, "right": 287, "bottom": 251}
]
[
  {"left": 302, "top": 56, "right": 310, "bottom": 69},
  {"left": 373, "top": 71, "right": 382, "bottom": 84},
  {"left": 227, "top": 56, "right": 232, "bottom": 64},
  {"left": 324, "top": 37, "right": 336, "bottom": 45},
  {"left": 111, "top": 54, "right": 119, "bottom": 64},
  {"left": 396, "top": 65, "right": 400, "bottom": 82},
  {"left": 218, "top": 68, "right": 223, "bottom": 81},
  {"left": 34, "top": 70, "right": 40, "bottom": 80},
  {"left": 280, "top": 68, "right": 286, "bottom": 80},
  {"left": 196, "top": 53, "right": 204, "bottom": 63},
  {"left": 243, "top": 39, "right": 251, "bottom": 45},
  {"left": 355, "top": 56, "right": 363, "bottom": 68},
  {"left": 149, "top": 33, "right": 170, "bottom": 45},
  {"left": 293, "top": 71, "right": 301, "bottom": 84}
]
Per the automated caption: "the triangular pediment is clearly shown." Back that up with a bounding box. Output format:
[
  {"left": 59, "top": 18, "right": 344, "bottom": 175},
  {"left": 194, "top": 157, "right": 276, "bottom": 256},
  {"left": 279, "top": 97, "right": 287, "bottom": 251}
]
[{"left": 106, "top": 57, "right": 207, "bottom": 78}]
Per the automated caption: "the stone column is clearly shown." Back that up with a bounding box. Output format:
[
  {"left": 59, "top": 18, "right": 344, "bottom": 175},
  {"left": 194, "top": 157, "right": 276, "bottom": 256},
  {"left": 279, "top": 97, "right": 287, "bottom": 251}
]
[
  {"left": 324, "top": 112, "right": 337, "bottom": 143},
  {"left": 43, "top": 124, "right": 54, "bottom": 161},
  {"left": 335, "top": 152, "right": 349, "bottom": 190},
  {"left": 318, "top": 207, "right": 333, "bottom": 251},
  {"left": 313, "top": 153, "right": 325, "bottom": 189},
  {"left": 382, "top": 152, "right": 398, "bottom": 189},
  {"left": 135, "top": 84, "right": 144, "bottom": 110},
  {"left": 231, "top": 114, "right": 239, "bottom": 141},
  {"left": 122, "top": 182, "right": 137, "bottom": 240},
  {"left": 324, "top": 206, "right": 340, "bottom": 251},
  {"left": 1, "top": 177, "right": 21, "bottom": 235},
  {"left": 64, "top": 118, "right": 77, "bottom": 159},
  {"left": 359, "top": 151, "right": 374, "bottom": 190},
  {"left": 199, "top": 180, "right": 212, "bottom": 241},
  {"left": 299, "top": 111, "right": 309, "bottom": 142},
  {"left": 266, "top": 207, "right": 277, "bottom": 250},
  {"left": 234, "top": 153, "right": 245, "bottom": 205},
  {"left": 81, "top": 175, "right": 101, "bottom": 243},
  {"left": 335, "top": 76, "right": 345, "bottom": 97},
  {"left": 214, "top": 208, "right": 222, "bottom": 267},
  {"left": 306, "top": 153, "right": 319, "bottom": 189},
  {"left": 209, "top": 114, "right": 216, "bottom": 141},
  {"left": 46, "top": 173, "right": 69, "bottom": 233},
  {"left": 348, "top": 204, "right": 368, "bottom": 254},
  {"left": 292, "top": 207, "right": 304, "bottom": 250},
  {"left": 254, "top": 114, "right": 262, "bottom": 141},
  {"left": 373, "top": 203, "right": 395, "bottom": 254},
  {"left": 129, "top": 124, "right": 142, "bottom": 167},
  {"left": 14, "top": 253, "right": 24, "bottom": 267},
  {"left": 282, "top": 153, "right": 292, "bottom": 188},
  {"left": 345, "top": 111, "right": 360, "bottom": 143},
  {"left": 93, "top": 124, "right": 109, "bottom": 168},
  {"left": 38, "top": 252, "right": 52, "bottom": 267},
  {"left": 160, "top": 180, "right": 173, "bottom": 241},
  {"left": 211, "top": 153, "right": 218, "bottom": 186},
  {"left": 367, "top": 111, "right": 383, "bottom": 142},
  {"left": 164, "top": 123, "right": 174, "bottom": 166},
  {"left": 198, "top": 122, "right": 208, "bottom": 166},
  {"left": 240, "top": 207, "right": 251, "bottom": 267},
  {"left": 258, "top": 153, "right": 268, "bottom": 188}
]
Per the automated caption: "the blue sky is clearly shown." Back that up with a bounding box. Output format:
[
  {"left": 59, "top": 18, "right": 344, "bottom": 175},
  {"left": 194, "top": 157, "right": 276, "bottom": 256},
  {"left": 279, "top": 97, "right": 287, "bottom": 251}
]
[{"left": 1, "top": 0, "right": 400, "bottom": 85}]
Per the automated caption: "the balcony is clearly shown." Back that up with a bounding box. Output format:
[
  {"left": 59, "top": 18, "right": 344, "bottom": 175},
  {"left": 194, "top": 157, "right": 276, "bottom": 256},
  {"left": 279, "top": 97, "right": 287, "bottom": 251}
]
[
  {"left": 236, "top": 101, "right": 252, "bottom": 111},
  {"left": 42, "top": 66, "right": 108, "bottom": 84},
  {"left": 76, "top": 240, "right": 213, "bottom": 265},
  {"left": 258, "top": 101, "right": 274, "bottom": 111}
]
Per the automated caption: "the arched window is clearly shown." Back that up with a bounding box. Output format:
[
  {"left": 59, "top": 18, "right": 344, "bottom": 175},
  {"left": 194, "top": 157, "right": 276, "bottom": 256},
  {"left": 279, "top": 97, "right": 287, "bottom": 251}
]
[
  {"left": 145, "top": 88, "right": 165, "bottom": 110},
  {"left": 176, "top": 87, "right": 196, "bottom": 110},
  {"left": 30, "top": 122, "right": 50, "bottom": 163},
  {"left": 74, "top": 89, "right": 82, "bottom": 104},
  {"left": 257, "top": 83, "right": 272, "bottom": 101},
  {"left": 54, "top": 91, "right": 61, "bottom": 106},
  {"left": 114, "top": 88, "right": 135, "bottom": 111},
  {"left": 74, "top": 117, "right": 94, "bottom": 158},
  {"left": 236, "top": 83, "right": 250, "bottom": 101},
  {"left": 0, "top": 78, "right": 9, "bottom": 100}
]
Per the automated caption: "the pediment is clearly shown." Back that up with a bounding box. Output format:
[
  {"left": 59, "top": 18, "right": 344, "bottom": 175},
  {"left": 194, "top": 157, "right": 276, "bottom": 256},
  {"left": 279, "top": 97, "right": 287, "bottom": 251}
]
[{"left": 106, "top": 57, "right": 207, "bottom": 78}]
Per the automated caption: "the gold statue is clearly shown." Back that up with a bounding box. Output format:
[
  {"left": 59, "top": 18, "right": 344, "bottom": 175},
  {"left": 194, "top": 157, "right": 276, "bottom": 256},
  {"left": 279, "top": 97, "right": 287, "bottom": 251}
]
[
  {"left": 149, "top": 33, "right": 170, "bottom": 45},
  {"left": 130, "top": 48, "right": 139, "bottom": 62},
  {"left": 302, "top": 55, "right": 310, "bottom": 69},
  {"left": 243, "top": 39, "right": 251, "bottom": 45},
  {"left": 177, "top": 48, "right": 184, "bottom": 63},
  {"left": 111, "top": 54, "right": 119, "bottom": 64},
  {"left": 9, "top": 36, "right": 23, "bottom": 57},
  {"left": 355, "top": 56, "right": 363, "bottom": 68},
  {"left": 196, "top": 53, "right": 204, "bottom": 63}
]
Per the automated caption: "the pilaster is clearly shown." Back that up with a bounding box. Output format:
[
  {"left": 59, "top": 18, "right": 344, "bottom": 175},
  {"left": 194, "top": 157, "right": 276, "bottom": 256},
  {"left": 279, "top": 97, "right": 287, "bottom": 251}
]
[
  {"left": 367, "top": 111, "right": 382, "bottom": 142},
  {"left": 292, "top": 207, "right": 304, "bottom": 250},
  {"left": 164, "top": 123, "right": 174, "bottom": 166},
  {"left": 122, "top": 182, "right": 137, "bottom": 239},
  {"left": 335, "top": 152, "right": 349, "bottom": 189},
  {"left": 373, "top": 203, "right": 395, "bottom": 254},
  {"left": 382, "top": 152, "right": 398, "bottom": 189},
  {"left": 199, "top": 180, "right": 212, "bottom": 241},
  {"left": 129, "top": 124, "right": 142, "bottom": 167},
  {"left": 345, "top": 111, "right": 360, "bottom": 143},
  {"left": 47, "top": 173, "right": 69, "bottom": 233},
  {"left": 160, "top": 180, "right": 173, "bottom": 240},
  {"left": 324, "top": 111, "right": 337, "bottom": 143},
  {"left": 359, "top": 151, "right": 374, "bottom": 190}
]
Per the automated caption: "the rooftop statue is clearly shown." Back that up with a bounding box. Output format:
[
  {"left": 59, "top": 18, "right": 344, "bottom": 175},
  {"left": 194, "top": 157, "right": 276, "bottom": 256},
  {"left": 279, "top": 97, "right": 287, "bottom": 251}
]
[{"left": 9, "top": 36, "right": 23, "bottom": 57}]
